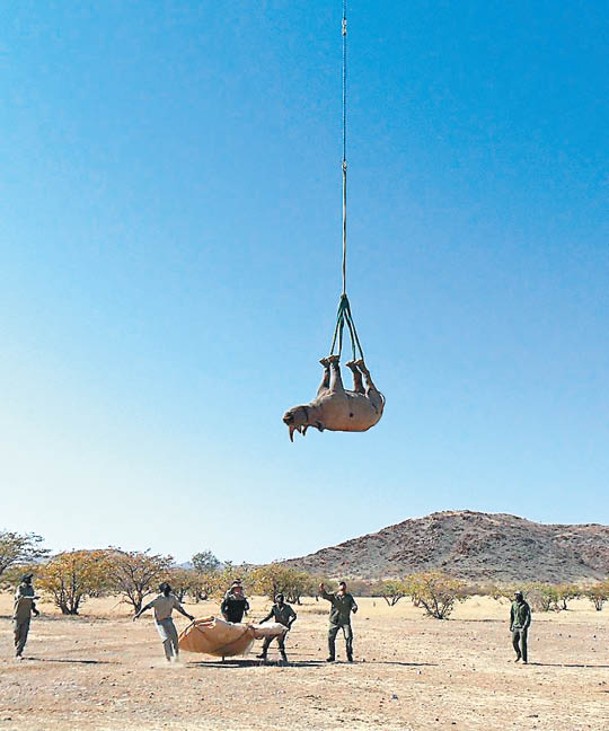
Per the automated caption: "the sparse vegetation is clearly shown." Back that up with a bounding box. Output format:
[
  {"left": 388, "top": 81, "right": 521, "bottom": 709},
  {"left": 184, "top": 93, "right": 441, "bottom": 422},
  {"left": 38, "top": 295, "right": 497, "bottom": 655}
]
[
  {"left": 37, "top": 550, "right": 113, "bottom": 615},
  {"left": 249, "top": 564, "right": 317, "bottom": 604},
  {"left": 0, "top": 530, "right": 49, "bottom": 581},
  {"left": 404, "top": 571, "right": 468, "bottom": 619},
  {"left": 585, "top": 581, "right": 609, "bottom": 611},
  {"left": 554, "top": 583, "right": 581, "bottom": 610},
  {"left": 106, "top": 549, "right": 174, "bottom": 613},
  {"left": 191, "top": 550, "right": 221, "bottom": 574},
  {"left": 379, "top": 579, "right": 407, "bottom": 606},
  {"left": 3, "top": 526, "right": 608, "bottom": 622},
  {"left": 524, "top": 583, "right": 560, "bottom": 612}
]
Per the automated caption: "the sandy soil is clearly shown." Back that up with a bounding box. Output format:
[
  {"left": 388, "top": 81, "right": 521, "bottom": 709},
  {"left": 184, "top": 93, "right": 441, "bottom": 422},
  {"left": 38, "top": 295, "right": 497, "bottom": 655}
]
[{"left": 1, "top": 594, "right": 607, "bottom": 731}]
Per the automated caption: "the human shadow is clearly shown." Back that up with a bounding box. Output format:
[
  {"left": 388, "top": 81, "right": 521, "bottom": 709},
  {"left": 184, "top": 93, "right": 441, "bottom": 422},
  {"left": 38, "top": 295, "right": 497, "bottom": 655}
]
[
  {"left": 186, "top": 659, "right": 326, "bottom": 669},
  {"left": 185, "top": 658, "right": 435, "bottom": 669},
  {"left": 459, "top": 618, "right": 505, "bottom": 624},
  {"left": 24, "top": 657, "right": 118, "bottom": 665},
  {"left": 372, "top": 660, "right": 438, "bottom": 668},
  {"left": 530, "top": 662, "right": 609, "bottom": 669}
]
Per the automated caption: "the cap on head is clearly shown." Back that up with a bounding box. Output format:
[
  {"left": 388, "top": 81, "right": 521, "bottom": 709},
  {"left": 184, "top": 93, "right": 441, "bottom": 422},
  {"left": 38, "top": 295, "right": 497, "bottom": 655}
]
[
  {"left": 21, "top": 573, "right": 34, "bottom": 583},
  {"left": 515, "top": 590, "right": 523, "bottom": 600},
  {"left": 275, "top": 593, "right": 284, "bottom": 603}
]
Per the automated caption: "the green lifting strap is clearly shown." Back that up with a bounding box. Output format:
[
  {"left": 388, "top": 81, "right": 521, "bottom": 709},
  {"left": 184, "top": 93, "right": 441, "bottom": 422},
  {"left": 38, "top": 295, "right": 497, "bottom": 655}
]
[
  {"left": 329, "top": 294, "right": 365, "bottom": 362},
  {"left": 326, "top": 3, "right": 366, "bottom": 365}
]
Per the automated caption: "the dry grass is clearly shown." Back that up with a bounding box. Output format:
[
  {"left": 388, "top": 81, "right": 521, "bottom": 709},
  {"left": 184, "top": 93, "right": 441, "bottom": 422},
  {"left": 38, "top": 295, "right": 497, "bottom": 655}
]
[{"left": 1, "top": 594, "right": 607, "bottom": 730}]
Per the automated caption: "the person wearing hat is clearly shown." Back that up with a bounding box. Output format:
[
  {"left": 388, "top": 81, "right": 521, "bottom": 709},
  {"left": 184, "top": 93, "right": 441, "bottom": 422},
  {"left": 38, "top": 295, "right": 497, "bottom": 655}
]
[
  {"left": 13, "top": 573, "right": 40, "bottom": 659},
  {"left": 221, "top": 581, "right": 250, "bottom": 623},
  {"left": 318, "top": 581, "right": 358, "bottom": 662},
  {"left": 133, "top": 582, "right": 195, "bottom": 662},
  {"left": 510, "top": 590, "right": 532, "bottom": 664},
  {"left": 256, "top": 594, "right": 297, "bottom": 663}
]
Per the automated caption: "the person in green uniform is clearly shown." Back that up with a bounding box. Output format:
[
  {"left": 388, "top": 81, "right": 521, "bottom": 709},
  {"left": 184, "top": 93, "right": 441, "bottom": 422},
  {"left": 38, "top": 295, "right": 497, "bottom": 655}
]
[
  {"left": 510, "top": 590, "right": 531, "bottom": 664},
  {"left": 319, "top": 581, "right": 358, "bottom": 662},
  {"left": 133, "top": 582, "right": 195, "bottom": 661},
  {"left": 13, "top": 573, "right": 40, "bottom": 659},
  {"left": 256, "top": 593, "right": 297, "bottom": 663}
]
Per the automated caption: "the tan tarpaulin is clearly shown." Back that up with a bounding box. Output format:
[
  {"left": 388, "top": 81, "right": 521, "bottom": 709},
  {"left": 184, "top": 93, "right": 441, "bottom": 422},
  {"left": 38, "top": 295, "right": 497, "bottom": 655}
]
[{"left": 178, "top": 616, "right": 287, "bottom": 657}]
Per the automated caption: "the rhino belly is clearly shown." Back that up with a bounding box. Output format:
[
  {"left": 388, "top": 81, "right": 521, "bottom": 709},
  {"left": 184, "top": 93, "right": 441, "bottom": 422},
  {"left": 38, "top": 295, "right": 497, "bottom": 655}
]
[{"left": 320, "top": 392, "right": 382, "bottom": 432}]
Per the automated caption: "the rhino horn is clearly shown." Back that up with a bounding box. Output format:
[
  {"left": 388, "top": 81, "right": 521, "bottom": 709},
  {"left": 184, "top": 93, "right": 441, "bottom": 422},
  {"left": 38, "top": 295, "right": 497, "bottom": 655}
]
[{"left": 289, "top": 424, "right": 305, "bottom": 441}]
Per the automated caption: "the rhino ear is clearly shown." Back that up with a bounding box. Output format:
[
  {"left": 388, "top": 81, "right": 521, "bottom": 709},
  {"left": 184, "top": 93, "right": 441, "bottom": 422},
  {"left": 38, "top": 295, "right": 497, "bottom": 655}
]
[{"left": 315, "top": 421, "right": 325, "bottom": 432}]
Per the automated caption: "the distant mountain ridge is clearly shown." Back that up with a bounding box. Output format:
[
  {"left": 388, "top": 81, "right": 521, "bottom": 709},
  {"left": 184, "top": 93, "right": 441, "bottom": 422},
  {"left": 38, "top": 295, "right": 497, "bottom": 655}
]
[{"left": 282, "top": 511, "right": 609, "bottom": 583}]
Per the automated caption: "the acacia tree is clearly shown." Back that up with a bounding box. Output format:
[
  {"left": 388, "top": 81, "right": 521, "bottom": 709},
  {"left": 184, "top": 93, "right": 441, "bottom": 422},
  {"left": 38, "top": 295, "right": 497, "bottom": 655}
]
[
  {"left": 250, "top": 565, "right": 315, "bottom": 604},
  {"left": 108, "top": 549, "right": 174, "bottom": 613},
  {"left": 0, "top": 531, "right": 49, "bottom": 580},
  {"left": 191, "top": 569, "right": 222, "bottom": 601},
  {"left": 167, "top": 566, "right": 199, "bottom": 601},
  {"left": 191, "top": 551, "right": 221, "bottom": 574},
  {"left": 585, "top": 581, "right": 609, "bottom": 611},
  {"left": 405, "top": 571, "right": 468, "bottom": 619},
  {"left": 190, "top": 550, "right": 223, "bottom": 601},
  {"left": 284, "top": 571, "right": 317, "bottom": 605},
  {"left": 37, "top": 550, "right": 112, "bottom": 615},
  {"left": 217, "top": 563, "right": 252, "bottom": 596},
  {"left": 380, "top": 579, "right": 407, "bottom": 607},
  {"left": 486, "top": 584, "right": 518, "bottom": 602},
  {"left": 523, "top": 583, "right": 559, "bottom": 612},
  {"left": 555, "top": 584, "right": 581, "bottom": 611}
]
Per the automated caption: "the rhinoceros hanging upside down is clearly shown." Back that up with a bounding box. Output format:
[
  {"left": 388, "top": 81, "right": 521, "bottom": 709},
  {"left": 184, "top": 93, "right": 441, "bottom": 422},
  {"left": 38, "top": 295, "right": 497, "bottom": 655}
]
[{"left": 283, "top": 355, "right": 385, "bottom": 441}]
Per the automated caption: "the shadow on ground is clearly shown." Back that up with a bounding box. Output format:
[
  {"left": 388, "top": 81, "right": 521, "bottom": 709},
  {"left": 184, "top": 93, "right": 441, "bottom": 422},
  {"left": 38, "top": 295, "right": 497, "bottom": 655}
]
[
  {"left": 186, "top": 659, "right": 327, "bottom": 669},
  {"left": 530, "top": 662, "right": 609, "bottom": 669},
  {"left": 21, "top": 657, "right": 118, "bottom": 665},
  {"left": 185, "top": 658, "right": 437, "bottom": 669}
]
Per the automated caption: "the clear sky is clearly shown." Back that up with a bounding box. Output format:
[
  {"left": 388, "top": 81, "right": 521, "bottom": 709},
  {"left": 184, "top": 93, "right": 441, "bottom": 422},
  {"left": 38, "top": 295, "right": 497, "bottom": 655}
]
[{"left": 1, "top": 1, "right": 608, "bottom": 565}]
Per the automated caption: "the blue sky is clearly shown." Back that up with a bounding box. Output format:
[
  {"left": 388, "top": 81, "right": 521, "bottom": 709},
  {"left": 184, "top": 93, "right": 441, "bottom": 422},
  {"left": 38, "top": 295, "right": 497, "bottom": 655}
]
[{"left": 1, "top": 1, "right": 608, "bottom": 564}]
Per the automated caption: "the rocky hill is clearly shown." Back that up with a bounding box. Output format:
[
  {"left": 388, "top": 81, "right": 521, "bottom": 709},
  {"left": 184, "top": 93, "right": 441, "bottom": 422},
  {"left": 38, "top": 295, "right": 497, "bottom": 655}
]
[{"left": 282, "top": 511, "right": 609, "bottom": 583}]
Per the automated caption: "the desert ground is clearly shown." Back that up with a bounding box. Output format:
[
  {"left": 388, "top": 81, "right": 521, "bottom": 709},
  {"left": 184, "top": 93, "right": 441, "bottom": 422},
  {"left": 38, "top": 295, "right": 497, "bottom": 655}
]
[{"left": 1, "top": 593, "right": 607, "bottom": 731}]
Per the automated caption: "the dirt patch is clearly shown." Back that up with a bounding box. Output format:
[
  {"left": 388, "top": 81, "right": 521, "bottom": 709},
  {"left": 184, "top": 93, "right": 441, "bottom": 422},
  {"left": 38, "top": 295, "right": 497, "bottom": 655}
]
[{"left": 1, "top": 595, "right": 607, "bottom": 730}]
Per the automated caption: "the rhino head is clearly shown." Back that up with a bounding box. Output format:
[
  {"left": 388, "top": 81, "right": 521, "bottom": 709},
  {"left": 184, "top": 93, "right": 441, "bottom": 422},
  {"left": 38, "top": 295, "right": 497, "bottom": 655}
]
[{"left": 282, "top": 404, "right": 325, "bottom": 441}]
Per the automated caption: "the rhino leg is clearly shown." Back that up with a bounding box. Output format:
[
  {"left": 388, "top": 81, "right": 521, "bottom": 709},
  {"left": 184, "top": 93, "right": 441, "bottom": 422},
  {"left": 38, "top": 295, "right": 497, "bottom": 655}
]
[
  {"left": 354, "top": 359, "right": 379, "bottom": 396},
  {"left": 317, "top": 358, "right": 331, "bottom": 396},
  {"left": 345, "top": 360, "right": 365, "bottom": 394},
  {"left": 328, "top": 355, "right": 346, "bottom": 395}
]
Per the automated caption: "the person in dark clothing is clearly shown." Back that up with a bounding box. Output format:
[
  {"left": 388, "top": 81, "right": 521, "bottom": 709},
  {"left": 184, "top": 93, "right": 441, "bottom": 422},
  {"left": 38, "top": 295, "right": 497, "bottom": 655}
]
[
  {"left": 256, "top": 594, "right": 297, "bottom": 662},
  {"left": 510, "top": 590, "right": 532, "bottom": 663},
  {"left": 221, "top": 582, "right": 250, "bottom": 623},
  {"left": 13, "top": 573, "right": 40, "bottom": 659},
  {"left": 319, "top": 581, "right": 358, "bottom": 662},
  {"left": 222, "top": 578, "right": 243, "bottom": 599}
]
